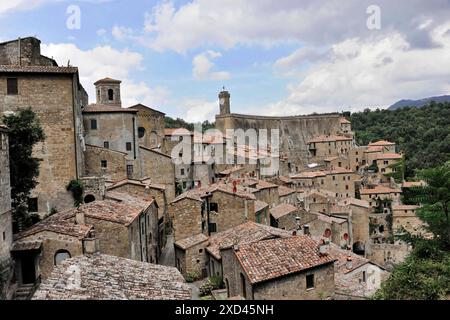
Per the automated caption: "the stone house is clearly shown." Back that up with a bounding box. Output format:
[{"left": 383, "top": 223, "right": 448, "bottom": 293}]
[
  {"left": 174, "top": 222, "right": 292, "bottom": 279},
  {"left": 170, "top": 183, "right": 257, "bottom": 243},
  {"left": 221, "top": 236, "right": 336, "bottom": 300},
  {"left": 0, "top": 37, "right": 88, "bottom": 215},
  {"left": 11, "top": 213, "right": 95, "bottom": 285},
  {"left": 307, "top": 135, "right": 354, "bottom": 160},
  {"left": 106, "top": 179, "right": 169, "bottom": 251},
  {"left": 254, "top": 200, "right": 269, "bottom": 225},
  {"left": 84, "top": 144, "right": 128, "bottom": 181},
  {"left": 270, "top": 203, "right": 299, "bottom": 230},
  {"left": 392, "top": 205, "right": 428, "bottom": 237},
  {"left": 368, "top": 140, "right": 396, "bottom": 153},
  {"left": 33, "top": 253, "right": 191, "bottom": 300},
  {"left": 0, "top": 125, "right": 13, "bottom": 299},
  {"left": 328, "top": 243, "right": 388, "bottom": 299},
  {"left": 372, "top": 153, "right": 402, "bottom": 183},
  {"left": 360, "top": 185, "right": 402, "bottom": 208},
  {"left": 278, "top": 185, "right": 297, "bottom": 205},
  {"left": 82, "top": 80, "right": 140, "bottom": 180},
  {"left": 132, "top": 104, "right": 165, "bottom": 150}
]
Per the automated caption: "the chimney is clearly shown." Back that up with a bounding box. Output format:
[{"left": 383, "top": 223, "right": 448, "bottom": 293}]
[
  {"left": 346, "top": 256, "right": 353, "bottom": 270},
  {"left": 319, "top": 239, "right": 328, "bottom": 256},
  {"left": 75, "top": 207, "right": 85, "bottom": 225}
]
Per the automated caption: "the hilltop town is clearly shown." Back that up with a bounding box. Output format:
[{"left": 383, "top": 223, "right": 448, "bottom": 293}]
[{"left": 0, "top": 37, "right": 430, "bottom": 300}]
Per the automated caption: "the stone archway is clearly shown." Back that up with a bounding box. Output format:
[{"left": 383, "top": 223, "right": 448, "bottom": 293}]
[
  {"left": 84, "top": 194, "right": 96, "bottom": 204},
  {"left": 353, "top": 241, "right": 365, "bottom": 256}
]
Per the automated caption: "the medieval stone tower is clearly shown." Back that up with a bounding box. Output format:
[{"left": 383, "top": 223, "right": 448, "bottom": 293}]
[
  {"left": 94, "top": 77, "right": 122, "bottom": 107},
  {"left": 219, "top": 89, "right": 231, "bottom": 115}
]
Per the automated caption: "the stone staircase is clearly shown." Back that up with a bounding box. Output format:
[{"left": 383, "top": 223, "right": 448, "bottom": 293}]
[{"left": 13, "top": 284, "right": 36, "bottom": 300}]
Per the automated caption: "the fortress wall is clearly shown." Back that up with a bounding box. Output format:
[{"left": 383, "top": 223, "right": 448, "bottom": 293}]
[{"left": 215, "top": 113, "right": 342, "bottom": 170}]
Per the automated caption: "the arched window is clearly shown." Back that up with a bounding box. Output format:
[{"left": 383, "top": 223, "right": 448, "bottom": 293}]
[
  {"left": 138, "top": 127, "right": 146, "bottom": 138},
  {"left": 84, "top": 194, "right": 96, "bottom": 204},
  {"left": 108, "top": 89, "right": 114, "bottom": 101},
  {"left": 54, "top": 250, "right": 71, "bottom": 265}
]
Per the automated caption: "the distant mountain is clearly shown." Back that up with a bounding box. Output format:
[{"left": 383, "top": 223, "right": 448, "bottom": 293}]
[{"left": 388, "top": 95, "right": 450, "bottom": 110}]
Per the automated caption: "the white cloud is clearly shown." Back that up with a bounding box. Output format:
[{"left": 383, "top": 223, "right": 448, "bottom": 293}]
[
  {"left": 96, "top": 28, "right": 107, "bottom": 36},
  {"left": 192, "top": 50, "right": 230, "bottom": 80},
  {"left": 177, "top": 98, "right": 218, "bottom": 123},
  {"left": 266, "top": 22, "right": 450, "bottom": 115},
  {"left": 112, "top": 25, "right": 134, "bottom": 41},
  {"left": 141, "top": 0, "right": 450, "bottom": 53},
  {"left": 0, "top": 0, "right": 114, "bottom": 15},
  {"left": 41, "top": 43, "right": 170, "bottom": 108}
]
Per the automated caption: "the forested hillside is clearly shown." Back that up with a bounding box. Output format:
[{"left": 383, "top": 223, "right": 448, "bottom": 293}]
[{"left": 350, "top": 102, "right": 450, "bottom": 178}]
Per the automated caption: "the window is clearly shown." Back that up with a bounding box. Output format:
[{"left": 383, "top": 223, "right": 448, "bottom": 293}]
[
  {"left": 346, "top": 185, "right": 349, "bottom": 190},
  {"left": 7, "top": 78, "right": 18, "bottom": 95},
  {"left": 208, "top": 223, "right": 217, "bottom": 233},
  {"left": 101, "top": 160, "right": 107, "bottom": 168},
  {"left": 28, "top": 197, "right": 38, "bottom": 213},
  {"left": 338, "top": 162, "right": 342, "bottom": 167},
  {"left": 90, "top": 119, "right": 97, "bottom": 130},
  {"left": 54, "top": 250, "right": 71, "bottom": 265},
  {"left": 209, "top": 202, "right": 218, "bottom": 212},
  {"left": 384, "top": 160, "right": 389, "bottom": 165},
  {"left": 306, "top": 274, "right": 315, "bottom": 289},
  {"left": 108, "top": 89, "right": 114, "bottom": 101},
  {"left": 127, "top": 165, "right": 133, "bottom": 177},
  {"left": 104, "top": 141, "right": 109, "bottom": 149},
  {"left": 2, "top": 232, "right": 5, "bottom": 241},
  {"left": 180, "top": 168, "right": 185, "bottom": 176},
  {"left": 138, "top": 127, "right": 146, "bottom": 138},
  {"left": 362, "top": 271, "right": 367, "bottom": 283},
  {"left": 126, "top": 142, "right": 132, "bottom": 151}
]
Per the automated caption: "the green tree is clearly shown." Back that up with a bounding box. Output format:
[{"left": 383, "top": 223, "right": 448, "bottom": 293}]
[
  {"left": 385, "top": 154, "right": 406, "bottom": 183},
  {"left": 2, "top": 108, "right": 45, "bottom": 232}
]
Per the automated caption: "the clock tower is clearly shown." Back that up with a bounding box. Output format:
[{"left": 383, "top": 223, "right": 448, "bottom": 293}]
[{"left": 219, "top": 89, "right": 231, "bottom": 115}]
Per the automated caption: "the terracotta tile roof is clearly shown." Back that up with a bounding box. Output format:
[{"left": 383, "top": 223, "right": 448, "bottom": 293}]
[
  {"left": 402, "top": 181, "right": 426, "bottom": 188},
  {"left": 375, "top": 153, "right": 402, "bottom": 160},
  {"left": 218, "top": 166, "right": 244, "bottom": 176},
  {"left": 63, "top": 199, "right": 152, "bottom": 227},
  {"left": 171, "top": 182, "right": 256, "bottom": 204},
  {"left": 392, "top": 205, "right": 420, "bottom": 211},
  {"left": 107, "top": 178, "right": 166, "bottom": 192},
  {"left": 235, "top": 236, "right": 336, "bottom": 284},
  {"left": 278, "top": 176, "right": 292, "bottom": 184},
  {"left": 139, "top": 145, "right": 172, "bottom": 159},
  {"left": 0, "top": 65, "right": 78, "bottom": 74},
  {"left": 338, "top": 198, "right": 370, "bottom": 209},
  {"left": 129, "top": 103, "right": 165, "bottom": 115},
  {"left": 369, "top": 140, "right": 395, "bottom": 146},
  {"left": 307, "top": 135, "right": 352, "bottom": 144},
  {"left": 339, "top": 118, "right": 351, "bottom": 124},
  {"left": 364, "top": 146, "right": 383, "bottom": 153},
  {"left": 175, "top": 233, "right": 209, "bottom": 250},
  {"left": 106, "top": 191, "right": 156, "bottom": 209},
  {"left": 278, "top": 185, "right": 296, "bottom": 197},
  {"left": 291, "top": 171, "right": 327, "bottom": 179},
  {"left": 14, "top": 213, "right": 93, "bottom": 241},
  {"left": 94, "top": 77, "right": 121, "bottom": 84},
  {"left": 254, "top": 180, "right": 279, "bottom": 190},
  {"left": 255, "top": 200, "right": 269, "bottom": 213},
  {"left": 360, "top": 186, "right": 402, "bottom": 195},
  {"left": 82, "top": 104, "right": 138, "bottom": 113},
  {"left": 206, "top": 221, "right": 292, "bottom": 260},
  {"left": 305, "top": 189, "right": 336, "bottom": 199},
  {"left": 164, "top": 128, "right": 192, "bottom": 136},
  {"left": 313, "top": 212, "right": 347, "bottom": 225},
  {"left": 324, "top": 156, "right": 340, "bottom": 162},
  {"left": 33, "top": 253, "right": 191, "bottom": 300},
  {"left": 270, "top": 203, "right": 298, "bottom": 220}
]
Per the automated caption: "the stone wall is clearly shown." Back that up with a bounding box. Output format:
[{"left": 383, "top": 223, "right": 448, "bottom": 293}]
[
  {"left": 84, "top": 144, "right": 127, "bottom": 181},
  {"left": 175, "top": 240, "right": 209, "bottom": 278},
  {"left": 134, "top": 105, "right": 165, "bottom": 149},
  {"left": 171, "top": 198, "right": 204, "bottom": 242},
  {"left": 215, "top": 113, "right": 342, "bottom": 175},
  {"left": 0, "top": 37, "right": 56, "bottom": 66},
  {"left": 367, "top": 243, "right": 411, "bottom": 271},
  {"left": 208, "top": 191, "right": 256, "bottom": 234},
  {"left": 139, "top": 146, "right": 176, "bottom": 201},
  {"left": 0, "top": 74, "right": 85, "bottom": 214}
]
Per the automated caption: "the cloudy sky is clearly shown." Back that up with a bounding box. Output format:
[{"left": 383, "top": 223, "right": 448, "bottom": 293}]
[{"left": 1, "top": 0, "right": 449, "bottom": 121}]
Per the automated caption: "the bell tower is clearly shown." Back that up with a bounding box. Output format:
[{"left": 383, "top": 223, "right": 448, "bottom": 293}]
[
  {"left": 94, "top": 77, "right": 122, "bottom": 107},
  {"left": 219, "top": 88, "right": 230, "bottom": 115}
]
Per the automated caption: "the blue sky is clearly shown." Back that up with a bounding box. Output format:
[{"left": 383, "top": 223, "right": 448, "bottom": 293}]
[{"left": 1, "top": 0, "right": 450, "bottom": 122}]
